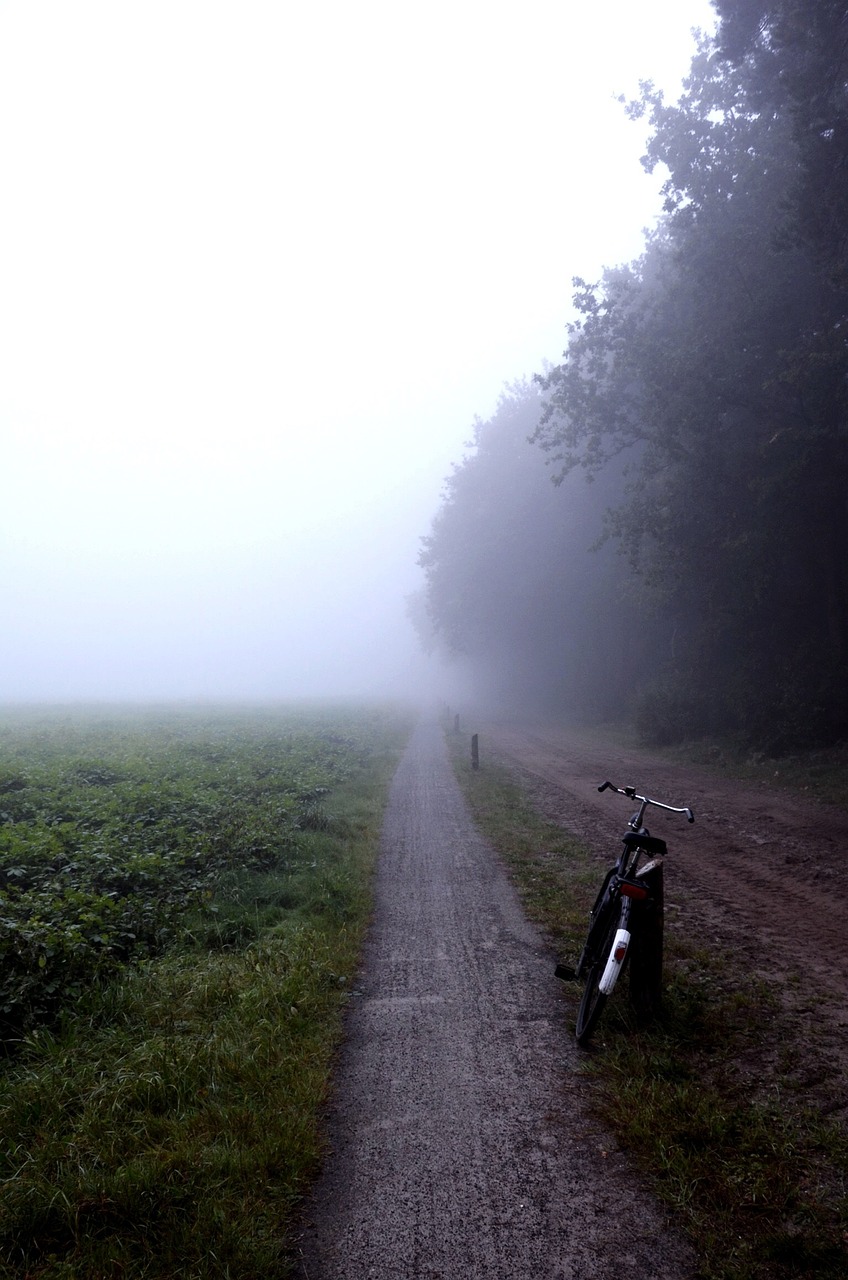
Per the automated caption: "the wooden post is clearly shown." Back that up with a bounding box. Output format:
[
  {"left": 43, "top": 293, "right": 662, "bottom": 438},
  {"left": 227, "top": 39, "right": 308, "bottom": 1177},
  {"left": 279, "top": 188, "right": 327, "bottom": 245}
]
[
  {"left": 471, "top": 734, "right": 479, "bottom": 770},
  {"left": 628, "top": 862, "right": 664, "bottom": 1023},
  {"left": 454, "top": 713, "right": 460, "bottom": 734}
]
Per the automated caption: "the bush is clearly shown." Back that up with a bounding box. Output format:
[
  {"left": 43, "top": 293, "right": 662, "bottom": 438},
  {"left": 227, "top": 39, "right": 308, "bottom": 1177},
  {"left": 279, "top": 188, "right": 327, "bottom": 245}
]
[{"left": 635, "top": 681, "right": 718, "bottom": 746}]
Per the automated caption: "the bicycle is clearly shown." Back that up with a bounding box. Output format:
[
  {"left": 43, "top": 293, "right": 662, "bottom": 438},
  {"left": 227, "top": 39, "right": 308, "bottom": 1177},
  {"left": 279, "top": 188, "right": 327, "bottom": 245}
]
[{"left": 556, "top": 781, "right": 694, "bottom": 1046}]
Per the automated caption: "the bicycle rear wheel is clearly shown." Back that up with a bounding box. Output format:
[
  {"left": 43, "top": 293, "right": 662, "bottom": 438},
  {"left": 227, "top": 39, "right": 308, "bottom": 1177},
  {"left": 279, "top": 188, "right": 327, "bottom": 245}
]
[{"left": 575, "top": 906, "right": 621, "bottom": 1046}]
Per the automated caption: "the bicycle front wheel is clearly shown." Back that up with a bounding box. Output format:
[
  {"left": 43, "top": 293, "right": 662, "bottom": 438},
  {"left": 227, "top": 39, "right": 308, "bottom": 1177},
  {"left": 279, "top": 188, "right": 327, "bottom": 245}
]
[{"left": 575, "top": 906, "right": 621, "bottom": 1046}]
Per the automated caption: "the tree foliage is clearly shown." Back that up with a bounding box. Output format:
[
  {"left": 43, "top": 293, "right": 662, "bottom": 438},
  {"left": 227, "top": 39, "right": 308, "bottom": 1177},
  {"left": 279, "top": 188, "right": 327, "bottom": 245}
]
[
  {"left": 714, "top": 0, "right": 848, "bottom": 289},
  {"left": 419, "top": 3, "right": 848, "bottom": 751},
  {"left": 418, "top": 381, "right": 666, "bottom": 719}
]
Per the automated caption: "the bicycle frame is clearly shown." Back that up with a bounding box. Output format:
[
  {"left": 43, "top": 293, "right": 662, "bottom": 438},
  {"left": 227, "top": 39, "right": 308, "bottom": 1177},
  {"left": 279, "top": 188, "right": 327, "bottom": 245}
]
[
  {"left": 574, "top": 842, "right": 659, "bottom": 987},
  {"left": 557, "top": 780, "right": 694, "bottom": 1046}
]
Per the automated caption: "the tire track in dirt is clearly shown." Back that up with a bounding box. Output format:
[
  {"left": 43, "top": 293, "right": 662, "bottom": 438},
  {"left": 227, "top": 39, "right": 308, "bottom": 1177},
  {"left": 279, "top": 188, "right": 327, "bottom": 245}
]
[{"left": 295, "top": 718, "right": 694, "bottom": 1279}]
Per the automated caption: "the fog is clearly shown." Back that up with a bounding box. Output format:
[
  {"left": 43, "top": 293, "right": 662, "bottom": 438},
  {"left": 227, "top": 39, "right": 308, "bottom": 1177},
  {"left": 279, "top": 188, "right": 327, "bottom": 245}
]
[{"left": 0, "top": 0, "right": 716, "bottom": 704}]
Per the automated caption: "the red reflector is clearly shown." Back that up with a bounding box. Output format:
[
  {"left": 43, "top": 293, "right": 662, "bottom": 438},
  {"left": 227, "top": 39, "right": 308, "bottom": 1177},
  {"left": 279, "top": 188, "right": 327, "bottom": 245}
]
[
  {"left": 614, "top": 942, "right": 628, "bottom": 962},
  {"left": 620, "top": 883, "right": 648, "bottom": 900}
]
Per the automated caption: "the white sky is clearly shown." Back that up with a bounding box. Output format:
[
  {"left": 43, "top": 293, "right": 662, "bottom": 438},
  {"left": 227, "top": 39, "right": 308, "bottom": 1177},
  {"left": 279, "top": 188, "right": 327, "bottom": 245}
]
[{"left": 0, "top": 0, "right": 716, "bottom": 701}]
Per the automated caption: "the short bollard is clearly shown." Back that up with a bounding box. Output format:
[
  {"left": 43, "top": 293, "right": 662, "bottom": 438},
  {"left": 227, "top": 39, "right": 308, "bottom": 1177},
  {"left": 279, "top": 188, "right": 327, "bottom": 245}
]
[{"left": 471, "top": 734, "right": 479, "bottom": 770}]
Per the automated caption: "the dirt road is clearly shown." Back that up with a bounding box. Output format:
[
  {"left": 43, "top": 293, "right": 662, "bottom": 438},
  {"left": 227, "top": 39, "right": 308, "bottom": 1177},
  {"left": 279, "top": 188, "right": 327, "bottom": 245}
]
[
  {"left": 482, "top": 719, "right": 848, "bottom": 1114},
  {"left": 296, "top": 718, "right": 693, "bottom": 1279}
]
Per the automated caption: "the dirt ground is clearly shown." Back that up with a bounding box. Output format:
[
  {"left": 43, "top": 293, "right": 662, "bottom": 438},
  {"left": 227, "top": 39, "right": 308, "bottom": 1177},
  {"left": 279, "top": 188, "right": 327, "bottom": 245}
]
[
  {"left": 296, "top": 718, "right": 696, "bottom": 1279},
  {"left": 480, "top": 718, "right": 848, "bottom": 1117}
]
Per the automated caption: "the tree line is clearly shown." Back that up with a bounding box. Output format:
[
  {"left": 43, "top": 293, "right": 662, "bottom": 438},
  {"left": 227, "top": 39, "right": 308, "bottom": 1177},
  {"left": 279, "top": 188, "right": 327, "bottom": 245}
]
[{"left": 415, "top": 0, "right": 848, "bottom": 753}]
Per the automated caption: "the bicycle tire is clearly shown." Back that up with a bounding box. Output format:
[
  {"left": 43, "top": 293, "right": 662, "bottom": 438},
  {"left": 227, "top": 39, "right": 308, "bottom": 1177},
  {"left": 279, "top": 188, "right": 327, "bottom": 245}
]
[
  {"left": 575, "top": 905, "right": 621, "bottom": 1046},
  {"left": 575, "top": 869, "right": 616, "bottom": 980}
]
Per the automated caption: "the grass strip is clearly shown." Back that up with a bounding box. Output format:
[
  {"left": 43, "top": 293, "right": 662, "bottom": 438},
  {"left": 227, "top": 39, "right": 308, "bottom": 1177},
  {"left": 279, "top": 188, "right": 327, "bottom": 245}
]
[
  {"left": 447, "top": 730, "right": 848, "bottom": 1280},
  {"left": 0, "top": 704, "right": 413, "bottom": 1279}
]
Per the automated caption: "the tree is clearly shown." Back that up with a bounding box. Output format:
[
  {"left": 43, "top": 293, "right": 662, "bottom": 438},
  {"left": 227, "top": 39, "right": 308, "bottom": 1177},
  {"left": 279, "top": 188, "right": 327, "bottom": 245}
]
[
  {"left": 534, "top": 37, "right": 848, "bottom": 748},
  {"left": 418, "top": 380, "right": 665, "bottom": 719},
  {"left": 418, "top": 10, "right": 848, "bottom": 749},
  {"left": 714, "top": 1, "right": 848, "bottom": 290}
]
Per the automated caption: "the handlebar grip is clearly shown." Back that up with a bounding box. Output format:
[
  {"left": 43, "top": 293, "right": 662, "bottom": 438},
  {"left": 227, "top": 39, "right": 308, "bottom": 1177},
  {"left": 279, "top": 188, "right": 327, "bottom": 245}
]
[
  {"left": 598, "top": 781, "right": 614, "bottom": 792},
  {"left": 685, "top": 808, "right": 695, "bottom": 823}
]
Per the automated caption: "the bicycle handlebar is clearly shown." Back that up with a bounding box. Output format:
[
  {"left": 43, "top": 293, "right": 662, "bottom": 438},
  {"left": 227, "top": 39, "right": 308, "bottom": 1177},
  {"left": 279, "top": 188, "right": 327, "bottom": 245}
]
[{"left": 598, "top": 780, "right": 695, "bottom": 823}]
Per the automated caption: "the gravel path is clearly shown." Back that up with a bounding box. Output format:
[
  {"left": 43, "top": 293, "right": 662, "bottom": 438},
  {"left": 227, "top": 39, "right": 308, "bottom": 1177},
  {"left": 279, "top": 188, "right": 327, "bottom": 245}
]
[{"left": 295, "top": 718, "right": 694, "bottom": 1279}]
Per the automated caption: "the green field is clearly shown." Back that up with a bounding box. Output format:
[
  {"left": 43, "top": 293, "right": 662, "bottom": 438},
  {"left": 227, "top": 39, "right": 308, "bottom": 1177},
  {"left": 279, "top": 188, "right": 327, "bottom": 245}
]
[{"left": 0, "top": 703, "right": 413, "bottom": 1279}]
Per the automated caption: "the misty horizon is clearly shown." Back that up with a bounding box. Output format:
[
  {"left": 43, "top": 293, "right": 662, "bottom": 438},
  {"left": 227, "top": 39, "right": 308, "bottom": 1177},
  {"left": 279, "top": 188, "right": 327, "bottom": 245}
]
[{"left": 0, "top": 1, "right": 716, "bottom": 704}]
